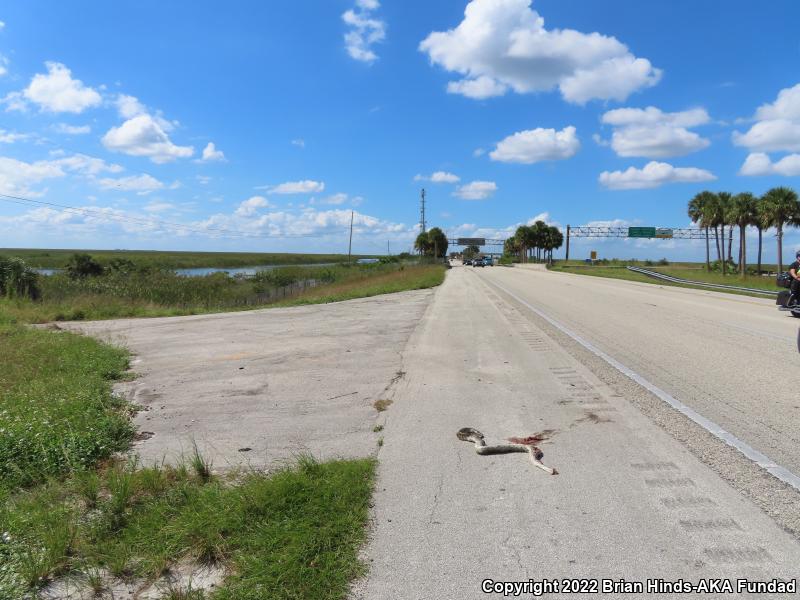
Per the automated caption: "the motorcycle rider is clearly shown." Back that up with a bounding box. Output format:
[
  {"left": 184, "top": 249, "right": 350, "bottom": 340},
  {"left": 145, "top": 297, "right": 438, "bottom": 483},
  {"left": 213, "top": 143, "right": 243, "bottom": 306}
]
[{"left": 790, "top": 250, "right": 800, "bottom": 306}]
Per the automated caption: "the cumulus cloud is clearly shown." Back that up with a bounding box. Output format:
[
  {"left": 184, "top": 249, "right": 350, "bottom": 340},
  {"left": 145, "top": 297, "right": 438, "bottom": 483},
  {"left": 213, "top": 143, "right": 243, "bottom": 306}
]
[
  {"left": 453, "top": 180, "right": 497, "bottom": 200},
  {"left": 0, "top": 55, "right": 8, "bottom": 77},
  {"left": 263, "top": 180, "right": 325, "bottom": 195},
  {"left": 53, "top": 123, "right": 91, "bottom": 135},
  {"left": 733, "top": 83, "right": 800, "bottom": 153},
  {"left": 116, "top": 94, "right": 147, "bottom": 119},
  {"left": 55, "top": 153, "right": 123, "bottom": 176},
  {"left": 490, "top": 126, "right": 579, "bottom": 164},
  {"left": 419, "top": 0, "right": 661, "bottom": 104},
  {"left": 97, "top": 174, "right": 165, "bottom": 194},
  {"left": 599, "top": 161, "right": 716, "bottom": 190},
  {"left": 200, "top": 142, "right": 225, "bottom": 162},
  {"left": 739, "top": 152, "right": 800, "bottom": 177},
  {"left": 0, "top": 153, "right": 124, "bottom": 196},
  {"left": 0, "top": 156, "right": 65, "bottom": 196},
  {"left": 342, "top": 0, "right": 386, "bottom": 63},
  {"left": 414, "top": 171, "right": 460, "bottom": 183},
  {"left": 102, "top": 114, "right": 194, "bottom": 163},
  {"left": 235, "top": 196, "right": 272, "bottom": 217},
  {"left": 599, "top": 106, "right": 710, "bottom": 158},
  {"left": 21, "top": 62, "right": 101, "bottom": 113}
]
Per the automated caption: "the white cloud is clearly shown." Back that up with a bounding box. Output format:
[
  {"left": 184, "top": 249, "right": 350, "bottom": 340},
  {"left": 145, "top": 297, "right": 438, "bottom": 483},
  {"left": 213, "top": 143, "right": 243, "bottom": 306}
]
[
  {"left": 342, "top": 1, "right": 386, "bottom": 63},
  {"left": 2, "top": 91, "right": 27, "bottom": 112},
  {"left": 200, "top": 142, "right": 225, "bottom": 162},
  {"left": 116, "top": 94, "right": 147, "bottom": 119},
  {"left": 291, "top": 138, "right": 305, "bottom": 148},
  {"left": 0, "top": 153, "right": 123, "bottom": 196},
  {"left": 419, "top": 0, "right": 661, "bottom": 104},
  {"left": 197, "top": 175, "right": 212, "bottom": 185},
  {"left": 447, "top": 76, "right": 508, "bottom": 99},
  {"left": 0, "top": 130, "right": 28, "bottom": 143},
  {"left": 53, "top": 123, "right": 91, "bottom": 135},
  {"left": 22, "top": 62, "right": 101, "bottom": 113},
  {"left": 235, "top": 196, "right": 272, "bottom": 217},
  {"left": 599, "top": 106, "right": 710, "bottom": 158},
  {"left": 0, "top": 55, "right": 8, "bottom": 77},
  {"left": 97, "top": 174, "right": 165, "bottom": 194},
  {"left": 473, "top": 148, "right": 485, "bottom": 157},
  {"left": 102, "top": 114, "right": 194, "bottom": 163},
  {"left": 739, "top": 152, "right": 800, "bottom": 177},
  {"left": 490, "top": 125, "right": 579, "bottom": 164},
  {"left": 55, "top": 153, "right": 123, "bottom": 176},
  {"left": 0, "top": 21, "right": 5, "bottom": 30},
  {"left": 733, "top": 83, "right": 800, "bottom": 153},
  {"left": 263, "top": 180, "right": 325, "bottom": 195},
  {"left": 599, "top": 161, "right": 716, "bottom": 190},
  {"left": 414, "top": 171, "right": 460, "bottom": 183},
  {"left": 453, "top": 180, "right": 497, "bottom": 200},
  {"left": 320, "top": 192, "right": 349, "bottom": 205},
  {"left": 0, "top": 156, "right": 65, "bottom": 196}
]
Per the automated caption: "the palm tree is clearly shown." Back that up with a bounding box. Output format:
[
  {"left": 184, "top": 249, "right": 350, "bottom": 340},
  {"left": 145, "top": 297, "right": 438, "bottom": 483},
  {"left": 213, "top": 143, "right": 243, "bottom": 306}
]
[
  {"left": 531, "top": 220, "right": 548, "bottom": 262},
  {"left": 514, "top": 225, "right": 529, "bottom": 262},
  {"left": 762, "top": 186, "right": 800, "bottom": 273},
  {"left": 688, "top": 191, "right": 716, "bottom": 271},
  {"left": 730, "top": 192, "right": 757, "bottom": 276},
  {"left": 414, "top": 231, "right": 431, "bottom": 256},
  {"left": 716, "top": 192, "right": 734, "bottom": 275},
  {"left": 755, "top": 195, "right": 770, "bottom": 274}
]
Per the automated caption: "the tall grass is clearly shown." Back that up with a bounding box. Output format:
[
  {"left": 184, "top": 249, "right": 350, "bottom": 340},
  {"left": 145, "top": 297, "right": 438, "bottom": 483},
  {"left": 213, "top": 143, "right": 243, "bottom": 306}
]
[{"left": 0, "top": 262, "right": 445, "bottom": 323}]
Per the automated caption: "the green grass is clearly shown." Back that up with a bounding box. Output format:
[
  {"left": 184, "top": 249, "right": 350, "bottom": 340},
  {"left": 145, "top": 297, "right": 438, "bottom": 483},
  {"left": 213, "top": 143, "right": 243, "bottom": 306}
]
[
  {"left": 1, "top": 456, "right": 376, "bottom": 599},
  {"left": 0, "top": 323, "right": 132, "bottom": 492},
  {"left": 0, "top": 262, "right": 446, "bottom": 324},
  {"left": 0, "top": 322, "right": 378, "bottom": 599},
  {"left": 278, "top": 264, "right": 446, "bottom": 306},
  {"left": 0, "top": 248, "right": 369, "bottom": 270},
  {"left": 549, "top": 261, "right": 782, "bottom": 297}
]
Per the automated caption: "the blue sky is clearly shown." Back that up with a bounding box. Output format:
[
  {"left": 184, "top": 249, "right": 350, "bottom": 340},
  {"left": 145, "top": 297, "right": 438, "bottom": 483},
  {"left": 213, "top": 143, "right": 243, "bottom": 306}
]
[{"left": 1, "top": 0, "right": 800, "bottom": 259}]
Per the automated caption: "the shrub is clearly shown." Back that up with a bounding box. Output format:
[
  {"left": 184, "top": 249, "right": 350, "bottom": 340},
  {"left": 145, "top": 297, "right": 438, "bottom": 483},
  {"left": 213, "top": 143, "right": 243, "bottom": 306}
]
[
  {"left": 0, "top": 257, "right": 41, "bottom": 300},
  {"left": 66, "top": 254, "right": 104, "bottom": 279}
]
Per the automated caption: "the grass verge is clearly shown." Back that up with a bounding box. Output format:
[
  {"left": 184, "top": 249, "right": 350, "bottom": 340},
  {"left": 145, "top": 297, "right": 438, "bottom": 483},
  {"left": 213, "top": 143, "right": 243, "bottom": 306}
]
[
  {"left": 0, "top": 263, "right": 446, "bottom": 324},
  {"left": 548, "top": 263, "right": 781, "bottom": 298},
  {"left": 278, "top": 264, "right": 446, "bottom": 306},
  {"left": 0, "top": 323, "right": 377, "bottom": 598}
]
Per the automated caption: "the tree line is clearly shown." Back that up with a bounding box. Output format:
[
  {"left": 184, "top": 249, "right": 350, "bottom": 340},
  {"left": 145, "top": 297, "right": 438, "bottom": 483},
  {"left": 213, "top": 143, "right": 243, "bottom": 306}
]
[
  {"left": 503, "top": 221, "right": 564, "bottom": 264},
  {"left": 687, "top": 186, "right": 800, "bottom": 275}
]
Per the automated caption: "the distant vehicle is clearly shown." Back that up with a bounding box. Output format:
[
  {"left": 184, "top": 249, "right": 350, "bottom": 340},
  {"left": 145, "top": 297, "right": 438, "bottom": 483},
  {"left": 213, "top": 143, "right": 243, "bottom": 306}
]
[
  {"left": 472, "top": 259, "right": 484, "bottom": 267},
  {"left": 463, "top": 259, "right": 472, "bottom": 266},
  {"left": 482, "top": 256, "right": 493, "bottom": 266}
]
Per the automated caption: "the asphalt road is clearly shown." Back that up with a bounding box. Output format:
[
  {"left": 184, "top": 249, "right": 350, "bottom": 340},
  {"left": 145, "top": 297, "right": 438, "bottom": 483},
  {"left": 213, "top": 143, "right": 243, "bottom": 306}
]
[{"left": 352, "top": 265, "right": 800, "bottom": 599}]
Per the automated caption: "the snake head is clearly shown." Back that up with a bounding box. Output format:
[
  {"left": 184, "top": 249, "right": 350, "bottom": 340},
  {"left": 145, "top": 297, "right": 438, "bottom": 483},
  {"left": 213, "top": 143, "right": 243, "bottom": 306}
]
[{"left": 456, "top": 427, "right": 484, "bottom": 442}]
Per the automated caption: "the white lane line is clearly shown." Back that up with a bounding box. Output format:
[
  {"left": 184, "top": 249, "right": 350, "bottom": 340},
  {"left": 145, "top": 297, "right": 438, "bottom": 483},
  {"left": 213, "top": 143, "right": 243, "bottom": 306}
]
[{"left": 486, "top": 277, "right": 800, "bottom": 492}]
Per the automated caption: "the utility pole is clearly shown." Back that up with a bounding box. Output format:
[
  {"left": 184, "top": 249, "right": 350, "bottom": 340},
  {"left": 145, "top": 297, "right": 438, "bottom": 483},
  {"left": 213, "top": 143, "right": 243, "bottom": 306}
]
[
  {"left": 419, "top": 188, "right": 427, "bottom": 234},
  {"left": 565, "top": 225, "right": 570, "bottom": 262},
  {"left": 348, "top": 210, "right": 354, "bottom": 264}
]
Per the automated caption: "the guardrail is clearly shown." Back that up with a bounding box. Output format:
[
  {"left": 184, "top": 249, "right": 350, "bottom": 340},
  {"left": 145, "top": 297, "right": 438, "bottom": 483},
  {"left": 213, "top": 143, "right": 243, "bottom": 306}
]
[{"left": 626, "top": 266, "right": 778, "bottom": 297}]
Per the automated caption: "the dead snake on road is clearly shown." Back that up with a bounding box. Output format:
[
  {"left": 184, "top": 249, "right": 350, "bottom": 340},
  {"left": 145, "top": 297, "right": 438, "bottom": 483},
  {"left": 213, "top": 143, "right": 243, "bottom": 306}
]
[{"left": 457, "top": 427, "right": 558, "bottom": 475}]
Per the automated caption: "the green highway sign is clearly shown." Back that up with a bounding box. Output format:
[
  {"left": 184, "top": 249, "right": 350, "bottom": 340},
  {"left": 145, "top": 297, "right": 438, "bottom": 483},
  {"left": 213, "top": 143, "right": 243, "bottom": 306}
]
[{"left": 628, "top": 227, "right": 656, "bottom": 238}]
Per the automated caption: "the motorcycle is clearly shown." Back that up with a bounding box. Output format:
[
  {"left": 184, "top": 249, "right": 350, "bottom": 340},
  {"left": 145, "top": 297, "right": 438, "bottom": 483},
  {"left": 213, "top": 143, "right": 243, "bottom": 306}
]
[{"left": 776, "top": 272, "right": 800, "bottom": 318}]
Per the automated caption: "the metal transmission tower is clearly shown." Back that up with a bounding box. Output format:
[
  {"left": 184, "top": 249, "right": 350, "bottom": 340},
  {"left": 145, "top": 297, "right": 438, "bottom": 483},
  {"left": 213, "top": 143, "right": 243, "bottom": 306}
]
[{"left": 419, "top": 188, "right": 427, "bottom": 234}]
